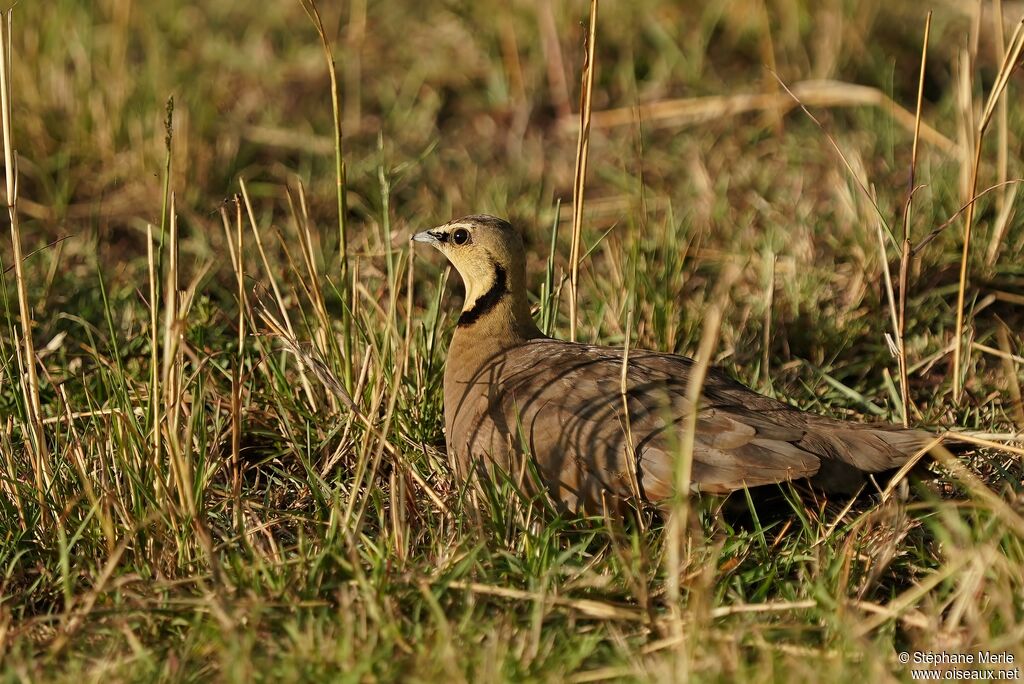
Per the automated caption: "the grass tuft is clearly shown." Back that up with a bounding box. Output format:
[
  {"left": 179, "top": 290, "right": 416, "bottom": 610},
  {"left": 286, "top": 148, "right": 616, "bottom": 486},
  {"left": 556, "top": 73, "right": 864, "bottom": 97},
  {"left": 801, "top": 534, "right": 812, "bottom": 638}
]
[{"left": 1, "top": 2, "right": 1023, "bottom": 680}]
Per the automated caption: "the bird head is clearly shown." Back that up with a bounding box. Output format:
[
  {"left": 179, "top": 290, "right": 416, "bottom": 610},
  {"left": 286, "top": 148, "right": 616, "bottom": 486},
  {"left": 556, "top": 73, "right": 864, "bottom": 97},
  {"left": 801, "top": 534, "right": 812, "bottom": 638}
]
[{"left": 412, "top": 215, "right": 528, "bottom": 323}]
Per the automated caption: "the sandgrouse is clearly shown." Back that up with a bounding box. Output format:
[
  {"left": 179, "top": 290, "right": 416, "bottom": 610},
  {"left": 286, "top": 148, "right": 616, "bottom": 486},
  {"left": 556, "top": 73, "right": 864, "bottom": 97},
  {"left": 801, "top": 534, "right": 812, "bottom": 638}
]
[{"left": 413, "top": 215, "right": 929, "bottom": 513}]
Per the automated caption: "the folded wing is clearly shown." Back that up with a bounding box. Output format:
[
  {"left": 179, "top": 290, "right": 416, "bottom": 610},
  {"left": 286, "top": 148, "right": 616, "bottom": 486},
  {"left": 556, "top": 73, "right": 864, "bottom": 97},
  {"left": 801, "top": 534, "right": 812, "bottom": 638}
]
[{"left": 486, "top": 339, "right": 926, "bottom": 510}]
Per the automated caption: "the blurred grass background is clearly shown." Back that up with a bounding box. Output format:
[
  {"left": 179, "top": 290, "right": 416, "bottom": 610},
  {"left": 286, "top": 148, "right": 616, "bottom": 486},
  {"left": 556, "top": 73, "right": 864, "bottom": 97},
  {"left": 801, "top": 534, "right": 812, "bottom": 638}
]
[{"left": 1, "top": 0, "right": 1023, "bottom": 681}]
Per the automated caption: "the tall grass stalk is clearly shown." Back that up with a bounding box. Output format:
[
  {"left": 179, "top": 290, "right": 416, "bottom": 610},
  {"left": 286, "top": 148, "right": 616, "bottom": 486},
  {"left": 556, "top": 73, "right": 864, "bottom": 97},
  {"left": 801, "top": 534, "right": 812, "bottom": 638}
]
[
  {"left": 897, "top": 11, "right": 930, "bottom": 427},
  {"left": 0, "top": 10, "right": 49, "bottom": 498},
  {"left": 301, "top": 0, "right": 354, "bottom": 393},
  {"left": 666, "top": 262, "right": 740, "bottom": 669},
  {"left": 239, "top": 177, "right": 318, "bottom": 409},
  {"left": 568, "top": 0, "right": 598, "bottom": 342},
  {"left": 146, "top": 222, "right": 170, "bottom": 521},
  {"left": 231, "top": 198, "right": 245, "bottom": 515},
  {"left": 952, "top": 17, "right": 1024, "bottom": 402}
]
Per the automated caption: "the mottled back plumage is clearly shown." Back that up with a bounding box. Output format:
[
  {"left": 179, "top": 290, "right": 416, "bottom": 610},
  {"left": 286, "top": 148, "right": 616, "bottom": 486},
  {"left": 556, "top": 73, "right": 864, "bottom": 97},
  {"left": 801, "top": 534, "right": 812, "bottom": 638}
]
[{"left": 414, "top": 216, "right": 931, "bottom": 513}]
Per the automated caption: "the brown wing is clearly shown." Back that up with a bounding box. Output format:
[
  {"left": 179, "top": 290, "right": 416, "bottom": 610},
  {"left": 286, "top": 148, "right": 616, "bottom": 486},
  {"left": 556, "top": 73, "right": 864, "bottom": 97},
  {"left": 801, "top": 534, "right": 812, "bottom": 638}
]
[{"left": 487, "top": 338, "right": 927, "bottom": 510}]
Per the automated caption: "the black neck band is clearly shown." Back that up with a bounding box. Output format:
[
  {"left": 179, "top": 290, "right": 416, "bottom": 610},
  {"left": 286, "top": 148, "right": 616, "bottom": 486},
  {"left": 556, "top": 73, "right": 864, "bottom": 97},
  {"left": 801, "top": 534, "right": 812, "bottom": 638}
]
[{"left": 458, "top": 263, "right": 508, "bottom": 327}]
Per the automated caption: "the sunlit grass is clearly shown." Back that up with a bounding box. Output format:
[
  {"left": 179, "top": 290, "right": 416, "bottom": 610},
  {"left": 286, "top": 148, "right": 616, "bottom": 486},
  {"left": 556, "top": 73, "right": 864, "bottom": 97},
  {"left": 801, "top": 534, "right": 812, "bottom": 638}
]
[{"left": 1, "top": 1, "right": 1023, "bottom": 681}]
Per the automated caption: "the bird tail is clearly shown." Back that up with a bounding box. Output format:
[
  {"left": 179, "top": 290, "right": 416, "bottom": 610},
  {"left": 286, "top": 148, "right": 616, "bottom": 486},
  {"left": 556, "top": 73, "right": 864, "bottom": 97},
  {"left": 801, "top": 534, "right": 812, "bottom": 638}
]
[
  {"left": 832, "top": 424, "right": 934, "bottom": 469},
  {"left": 801, "top": 423, "right": 935, "bottom": 493}
]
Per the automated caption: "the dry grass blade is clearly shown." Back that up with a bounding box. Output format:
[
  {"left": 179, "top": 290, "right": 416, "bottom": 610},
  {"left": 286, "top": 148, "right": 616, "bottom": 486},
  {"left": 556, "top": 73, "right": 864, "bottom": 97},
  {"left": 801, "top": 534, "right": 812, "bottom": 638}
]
[
  {"left": 56, "top": 385, "right": 114, "bottom": 551},
  {"left": 945, "top": 431, "right": 1024, "bottom": 457},
  {"left": 239, "top": 178, "right": 318, "bottom": 409},
  {"left": 300, "top": 0, "right": 353, "bottom": 392},
  {"left": 879, "top": 433, "right": 944, "bottom": 503},
  {"left": 0, "top": 10, "right": 50, "bottom": 494},
  {"left": 874, "top": 209, "right": 901, "bottom": 414},
  {"left": 772, "top": 75, "right": 895, "bottom": 243},
  {"left": 853, "top": 552, "right": 972, "bottom": 637},
  {"left": 760, "top": 252, "right": 776, "bottom": 389},
  {"left": 146, "top": 222, "right": 168, "bottom": 512},
  {"left": 46, "top": 531, "right": 133, "bottom": 657},
  {"left": 709, "top": 600, "right": 818, "bottom": 619},
  {"left": 995, "top": 323, "right": 1024, "bottom": 427},
  {"left": 0, "top": 235, "right": 70, "bottom": 277},
  {"left": 985, "top": 182, "right": 1018, "bottom": 265},
  {"left": 973, "top": 341, "right": 1024, "bottom": 366},
  {"left": 576, "top": 80, "right": 957, "bottom": 155},
  {"left": 567, "top": 0, "right": 598, "bottom": 342},
  {"left": 569, "top": 666, "right": 639, "bottom": 684},
  {"left": 160, "top": 194, "right": 198, "bottom": 521},
  {"left": 993, "top": 0, "right": 1011, "bottom": 222},
  {"left": 847, "top": 599, "right": 930, "bottom": 631},
  {"left": 230, "top": 198, "right": 245, "bottom": 511},
  {"left": 666, "top": 262, "right": 742, "bottom": 646},
  {"left": 897, "top": 12, "right": 931, "bottom": 428},
  {"left": 618, "top": 307, "right": 645, "bottom": 525},
  {"left": 286, "top": 182, "right": 335, "bottom": 374},
  {"left": 911, "top": 179, "right": 1023, "bottom": 254},
  {"left": 537, "top": 1, "right": 571, "bottom": 119},
  {"left": 446, "top": 581, "right": 645, "bottom": 622},
  {"left": 634, "top": 601, "right": 822, "bottom": 658},
  {"left": 952, "top": 16, "right": 1024, "bottom": 402},
  {"left": 257, "top": 307, "right": 356, "bottom": 412},
  {"left": 257, "top": 306, "right": 450, "bottom": 516}
]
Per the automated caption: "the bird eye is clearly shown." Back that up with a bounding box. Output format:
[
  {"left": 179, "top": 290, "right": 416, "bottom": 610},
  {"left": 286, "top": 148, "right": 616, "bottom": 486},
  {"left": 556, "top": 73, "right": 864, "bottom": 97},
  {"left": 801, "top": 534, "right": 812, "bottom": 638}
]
[{"left": 452, "top": 228, "right": 470, "bottom": 245}]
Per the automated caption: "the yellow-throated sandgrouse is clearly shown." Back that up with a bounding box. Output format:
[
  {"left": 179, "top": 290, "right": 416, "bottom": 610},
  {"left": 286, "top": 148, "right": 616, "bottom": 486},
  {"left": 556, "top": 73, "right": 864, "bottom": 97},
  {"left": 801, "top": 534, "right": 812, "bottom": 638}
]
[{"left": 413, "top": 215, "right": 929, "bottom": 513}]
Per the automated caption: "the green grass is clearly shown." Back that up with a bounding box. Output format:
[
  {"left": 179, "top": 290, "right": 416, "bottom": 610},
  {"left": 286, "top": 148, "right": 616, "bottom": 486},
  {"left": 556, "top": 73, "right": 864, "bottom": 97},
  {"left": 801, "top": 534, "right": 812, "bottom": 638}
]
[{"left": 2, "top": 1, "right": 1023, "bottom": 681}]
